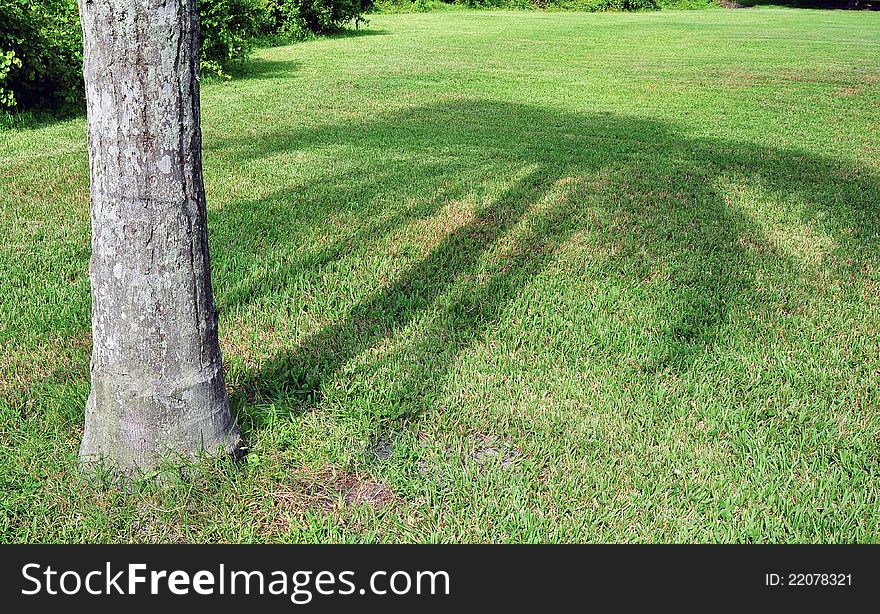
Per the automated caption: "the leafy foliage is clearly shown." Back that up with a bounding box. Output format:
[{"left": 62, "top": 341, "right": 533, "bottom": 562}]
[
  {"left": 552, "top": 0, "right": 659, "bottom": 9},
  {"left": 0, "top": 0, "right": 83, "bottom": 110},
  {"left": 199, "top": 0, "right": 266, "bottom": 78},
  {"left": 657, "top": 0, "right": 716, "bottom": 8},
  {"left": 0, "top": 0, "right": 372, "bottom": 111},
  {"left": 376, "top": 0, "right": 659, "bottom": 11},
  {"left": 372, "top": 0, "right": 440, "bottom": 12},
  {"left": 0, "top": 51, "right": 22, "bottom": 109},
  {"left": 264, "top": 0, "right": 373, "bottom": 37}
]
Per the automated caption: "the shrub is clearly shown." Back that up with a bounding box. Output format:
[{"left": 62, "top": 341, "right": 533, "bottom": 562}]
[
  {"left": 0, "top": 0, "right": 265, "bottom": 109},
  {"left": 0, "top": 0, "right": 270, "bottom": 108},
  {"left": 0, "top": 0, "right": 83, "bottom": 111},
  {"left": 624, "top": 0, "right": 660, "bottom": 8},
  {"left": 264, "top": 0, "right": 312, "bottom": 37},
  {"left": 425, "top": 0, "right": 659, "bottom": 8},
  {"left": 264, "top": 0, "right": 373, "bottom": 37},
  {"left": 372, "top": 0, "right": 440, "bottom": 12},
  {"left": 199, "top": 0, "right": 266, "bottom": 78},
  {"left": 542, "top": 0, "right": 660, "bottom": 9},
  {"left": 657, "top": 0, "right": 715, "bottom": 8},
  {"left": 0, "top": 51, "right": 23, "bottom": 108}
]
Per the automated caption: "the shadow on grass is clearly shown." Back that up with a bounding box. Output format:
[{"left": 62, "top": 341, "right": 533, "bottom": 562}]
[
  {"left": 209, "top": 100, "right": 879, "bottom": 439},
  {"left": 323, "top": 27, "right": 390, "bottom": 40},
  {"left": 222, "top": 57, "right": 304, "bottom": 82},
  {"left": 0, "top": 106, "right": 84, "bottom": 132}
]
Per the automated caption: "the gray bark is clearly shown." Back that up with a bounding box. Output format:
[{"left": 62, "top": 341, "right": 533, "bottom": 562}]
[{"left": 78, "top": 0, "right": 241, "bottom": 472}]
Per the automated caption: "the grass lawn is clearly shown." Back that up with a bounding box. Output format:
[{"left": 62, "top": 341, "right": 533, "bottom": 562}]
[{"left": 2, "top": 8, "right": 879, "bottom": 543}]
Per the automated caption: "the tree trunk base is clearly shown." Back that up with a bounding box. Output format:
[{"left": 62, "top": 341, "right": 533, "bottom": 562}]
[
  {"left": 77, "top": 0, "right": 240, "bottom": 476},
  {"left": 79, "top": 368, "right": 242, "bottom": 474}
]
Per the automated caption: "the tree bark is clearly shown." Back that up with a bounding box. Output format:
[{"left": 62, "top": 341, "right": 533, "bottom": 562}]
[{"left": 78, "top": 0, "right": 241, "bottom": 472}]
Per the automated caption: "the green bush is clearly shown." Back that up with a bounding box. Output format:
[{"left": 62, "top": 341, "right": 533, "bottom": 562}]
[
  {"left": 0, "top": 51, "right": 23, "bottom": 108},
  {"left": 263, "top": 0, "right": 373, "bottom": 37},
  {"left": 372, "top": 0, "right": 442, "bottom": 13},
  {"left": 576, "top": 0, "right": 659, "bottom": 9},
  {"left": 419, "top": 0, "right": 660, "bottom": 9},
  {"left": 0, "top": 0, "right": 266, "bottom": 109},
  {"left": 199, "top": 0, "right": 266, "bottom": 78},
  {"left": 436, "top": 0, "right": 533, "bottom": 7},
  {"left": 264, "top": 0, "right": 312, "bottom": 37},
  {"left": 657, "top": 0, "right": 715, "bottom": 8},
  {"left": 0, "top": 0, "right": 83, "bottom": 110}
]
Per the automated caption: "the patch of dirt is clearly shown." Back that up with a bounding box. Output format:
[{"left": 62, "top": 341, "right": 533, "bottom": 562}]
[
  {"left": 415, "top": 429, "right": 524, "bottom": 472},
  {"left": 270, "top": 468, "right": 401, "bottom": 515},
  {"left": 372, "top": 440, "right": 394, "bottom": 461},
  {"left": 335, "top": 474, "right": 400, "bottom": 508},
  {"left": 470, "top": 433, "right": 521, "bottom": 470}
]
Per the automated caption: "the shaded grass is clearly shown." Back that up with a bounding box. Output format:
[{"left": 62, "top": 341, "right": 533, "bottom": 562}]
[{"left": 1, "top": 8, "right": 879, "bottom": 542}]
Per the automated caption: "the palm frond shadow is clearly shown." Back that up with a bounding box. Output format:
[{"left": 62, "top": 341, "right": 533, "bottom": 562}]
[{"left": 210, "top": 100, "right": 879, "bottom": 437}]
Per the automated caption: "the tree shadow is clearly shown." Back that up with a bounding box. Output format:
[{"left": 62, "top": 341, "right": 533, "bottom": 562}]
[
  {"left": 0, "top": 106, "right": 85, "bottom": 132},
  {"left": 229, "top": 57, "right": 304, "bottom": 82},
  {"left": 207, "top": 99, "right": 879, "bottom": 440},
  {"left": 323, "top": 27, "right": 390, "bottom": 40}
]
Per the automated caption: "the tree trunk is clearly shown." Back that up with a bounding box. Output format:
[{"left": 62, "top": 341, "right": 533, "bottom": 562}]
[{"left": 78, "top": 0, "right": 241, "bottom": 472}]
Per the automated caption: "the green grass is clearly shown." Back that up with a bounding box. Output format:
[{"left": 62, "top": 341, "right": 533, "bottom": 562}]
[{"left": 2, "top": 8, "right": 879, "bottom": 543}]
